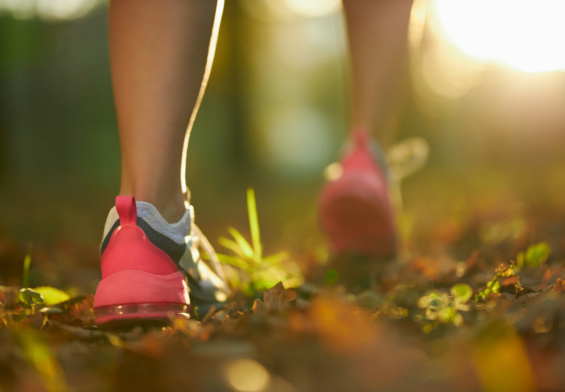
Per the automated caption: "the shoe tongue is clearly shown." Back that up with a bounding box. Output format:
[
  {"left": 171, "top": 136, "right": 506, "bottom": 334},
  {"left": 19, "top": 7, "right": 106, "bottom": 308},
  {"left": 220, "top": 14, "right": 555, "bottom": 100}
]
[{"left": 115, "top": 196, "right": 137, "bottom": 225}]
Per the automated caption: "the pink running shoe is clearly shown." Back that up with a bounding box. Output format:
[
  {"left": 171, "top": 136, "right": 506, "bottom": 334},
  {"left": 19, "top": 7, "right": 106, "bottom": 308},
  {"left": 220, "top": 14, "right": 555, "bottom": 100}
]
[
  {"left": 319, "top": 130, "right": 396, "bottom": 257},
  {"left": 94, "top": 196, "right": 229, "bottom": 327}
]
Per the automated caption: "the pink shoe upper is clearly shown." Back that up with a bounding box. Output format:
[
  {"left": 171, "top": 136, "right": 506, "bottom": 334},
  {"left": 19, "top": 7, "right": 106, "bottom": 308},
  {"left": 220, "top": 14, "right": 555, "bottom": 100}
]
[
  {"left": 100, "top": 196, "right": 179, "bottom": 278},
  {"left": 93, "top": 196, "right": 190, "bottom": 308},
  {"left": 319, "top": 129, "right": 396, "bottom": 256},
  {"left": 342, "top": 130, "right": 387, "bottom": 176}
]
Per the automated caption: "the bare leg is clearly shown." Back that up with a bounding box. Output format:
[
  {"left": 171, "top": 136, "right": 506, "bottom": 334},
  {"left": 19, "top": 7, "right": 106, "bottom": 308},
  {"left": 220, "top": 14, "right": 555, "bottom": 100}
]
[
  {"left": 342, "top": 0, "right": 413, "bottom": 143},
  {"left": 109, "top": 0, "right": 222, "bottom": 222}
]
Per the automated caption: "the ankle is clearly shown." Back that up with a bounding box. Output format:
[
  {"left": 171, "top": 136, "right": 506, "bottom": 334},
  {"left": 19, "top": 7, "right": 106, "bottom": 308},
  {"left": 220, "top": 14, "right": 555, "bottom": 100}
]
[
  {"left": 119, "top": 187, "right": 186, "bottom": 224},
  {"left": 153, "top": 196, "right": 186, "bottom": 224}
]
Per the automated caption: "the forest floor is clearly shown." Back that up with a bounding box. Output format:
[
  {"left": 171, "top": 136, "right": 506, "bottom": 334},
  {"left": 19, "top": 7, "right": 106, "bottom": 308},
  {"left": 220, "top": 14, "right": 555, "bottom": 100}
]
[{"left": 1, "top": 167, "right": 565, "bottom": 392}]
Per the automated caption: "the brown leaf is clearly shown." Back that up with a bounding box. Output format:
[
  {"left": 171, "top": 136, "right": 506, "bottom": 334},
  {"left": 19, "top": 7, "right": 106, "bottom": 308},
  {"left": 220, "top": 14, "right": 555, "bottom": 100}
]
[
  {"left": 411, "top": 255, "right": 458, "bottom": 283},
  {"left": 263, "top": 282, "right": 296, "bottom": 312},
  {"left": 0, "top": 286, "right": 19, "bottom": 308},
  {"left": 553, "top": 278, "right": 565, "bottom": 294},
  {"left": 542, "top": 268, "right": 553, "bottom": 283},
  {"left": 252, "top": 298, "right": 267, "bottom": 314}
]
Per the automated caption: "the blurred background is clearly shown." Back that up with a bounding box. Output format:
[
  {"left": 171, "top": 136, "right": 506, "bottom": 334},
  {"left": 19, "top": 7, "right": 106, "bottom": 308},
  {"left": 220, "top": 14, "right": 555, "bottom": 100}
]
[{"left": 2, "top": 0, "right": 565, "bottom": 290}]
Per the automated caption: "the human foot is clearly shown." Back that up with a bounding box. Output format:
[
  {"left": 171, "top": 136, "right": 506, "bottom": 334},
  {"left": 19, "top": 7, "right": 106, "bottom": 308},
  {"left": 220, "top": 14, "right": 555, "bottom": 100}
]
[
  {"left": 94, "top": 196, "right": 229, "bottom": 327},
  {"left": 318, "top": 130, "right": 396, "bottom": 257}
]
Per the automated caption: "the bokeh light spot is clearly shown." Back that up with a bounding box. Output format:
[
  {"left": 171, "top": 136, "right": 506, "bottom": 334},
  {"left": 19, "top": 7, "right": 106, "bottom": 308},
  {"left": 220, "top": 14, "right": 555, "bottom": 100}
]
[
  {"left": 263, "top": 106, "right": 332, "bottom": 177},
  {"left": 225, "top": 358, "right": 270, "bottom": 392}
]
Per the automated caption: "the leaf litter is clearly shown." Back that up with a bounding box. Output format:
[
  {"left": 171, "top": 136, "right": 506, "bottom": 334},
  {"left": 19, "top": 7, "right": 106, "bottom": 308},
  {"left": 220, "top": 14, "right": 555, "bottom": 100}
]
[{"left": 2, "top": 185, "right": 565, "bottom": 391}]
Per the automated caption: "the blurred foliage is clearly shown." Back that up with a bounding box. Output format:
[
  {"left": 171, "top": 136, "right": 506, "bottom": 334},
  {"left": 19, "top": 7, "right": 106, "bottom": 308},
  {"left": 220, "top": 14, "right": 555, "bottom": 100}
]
[{"left": 3, "top": 0, "right": 565, "bottom": 252}]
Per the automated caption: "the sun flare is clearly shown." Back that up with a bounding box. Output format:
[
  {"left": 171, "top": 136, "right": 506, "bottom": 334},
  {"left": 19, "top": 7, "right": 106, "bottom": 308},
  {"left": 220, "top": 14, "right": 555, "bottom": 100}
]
[{"left": 431, "top": 0, "right": 565, "bottom": 73}]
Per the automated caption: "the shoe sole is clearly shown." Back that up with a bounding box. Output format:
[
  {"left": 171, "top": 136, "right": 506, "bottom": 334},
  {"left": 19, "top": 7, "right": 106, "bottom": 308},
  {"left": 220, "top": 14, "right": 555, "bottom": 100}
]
[
  {"left": 94, "top": 270, "right": 191, "bottom": 328},
  {"left": 95, "top": 302, "right": 190, "bottom": 329},
  {"left": 320, "top": 174, "right": 396, "bottom": 256}
]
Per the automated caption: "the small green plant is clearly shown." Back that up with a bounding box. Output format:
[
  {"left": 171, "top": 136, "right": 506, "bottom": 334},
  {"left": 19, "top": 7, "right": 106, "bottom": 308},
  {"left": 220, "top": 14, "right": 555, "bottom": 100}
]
[
  {"left": 417, "top": 283, "right": 473, "bottom": 332},
  {"left": 475, "top": 242, "right": 550, "bottom": 301},
  {"left": 216, "top": 188, "right": 303, "bottom": 295},
  {"left": 19, "top": 288, "right": 45, "bottom": 311},
  {"left": 19, "top": 243, "right": 70, "bottom": 314}
]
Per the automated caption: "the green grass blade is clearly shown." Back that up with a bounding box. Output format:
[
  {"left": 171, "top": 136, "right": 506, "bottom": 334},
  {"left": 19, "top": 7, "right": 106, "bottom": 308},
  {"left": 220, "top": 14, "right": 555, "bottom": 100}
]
[
  {"left": 216, "top": 254, "right": 250, "bottom": 270},
  {"left": 227, "top": 227, "right": 255, "bottom": 259},
  {"left": 247, "top": 188, "right": 262, "bottom": 260},
  {"left": 218, "top": 236, "right": 252, "bottom": 262},
  {"left": 22, "top": 243, "right": 32, "bottom": 288},
  {"left": 261, "top": 251, "right": 289, "bottom": 266}
]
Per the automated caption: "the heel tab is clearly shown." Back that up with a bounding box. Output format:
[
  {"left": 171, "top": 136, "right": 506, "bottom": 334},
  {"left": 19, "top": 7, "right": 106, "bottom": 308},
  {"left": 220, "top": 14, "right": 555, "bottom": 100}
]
[
  {"left": 352, "top": 129, "right": 370, "bottom": 148},
  {"left": 116, "top": 196, "right": 137, "bottom": 225}
]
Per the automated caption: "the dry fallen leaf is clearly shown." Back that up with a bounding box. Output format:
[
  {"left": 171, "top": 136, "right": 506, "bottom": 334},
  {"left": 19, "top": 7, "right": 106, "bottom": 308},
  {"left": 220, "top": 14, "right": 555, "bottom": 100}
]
[{"left": 263, "top": 282, "right": 296, "bottom": 312}]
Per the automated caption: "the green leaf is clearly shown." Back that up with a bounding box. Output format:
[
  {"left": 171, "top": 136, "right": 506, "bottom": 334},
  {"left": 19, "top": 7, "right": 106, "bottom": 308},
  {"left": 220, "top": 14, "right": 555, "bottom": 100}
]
[
  {"left": 19, "top": 288, "right": 45, "bottom": 307},
  {"left": 451, "top": 283, "right": 473, "bottom": 302},
  {"left": 438, "top": 306, "right": 458, "bottom": 323},
  {"left": 252, "top": 278, "right": 280, "bottom": 291},
  {"left": 216, "top": 254, "right": 250, "bottom": 270},
  {"left": 524, "top": 242, "right": 551, "bottom": 267},
  {"left": 247, "top": 188, "right": 262, "bottom": 260},
  {"left": 218, "top": 236, "right": 252, "bottom": 261},
  {"left": 474, "top": 292, "right": 485, "bottom": 301},
  {"left": 261, "top": 252, "right": 289, "bottom": 266},
  {"left": 33, "top": 287, "right": 70, "bottom": 306},
  {"left": 227, "top": 227, "right": 255, "bottom": 260}
]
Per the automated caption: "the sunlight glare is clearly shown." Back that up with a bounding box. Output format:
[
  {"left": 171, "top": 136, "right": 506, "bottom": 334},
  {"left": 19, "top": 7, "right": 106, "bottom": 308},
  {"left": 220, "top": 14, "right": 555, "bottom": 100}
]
[
  {"left": 0, "top": 0, "right": 101, "bottom": 20},
  {"left": 272, "top": 0, "right": 341, "bottom": 19},
  {"left": 420, "top": 44, "right": 481, "bottom": 98},
  {"left": 36, "top": 0, "right": 100, "bottom": 20},
  {"left": 282, "top": 0, "right": 341, "bottom": 18},
  {"left": 408, "top": 0, "right": 429, "bottom": 47},
  {"left": 432, "top": 0, "right": 565, "bottom": 73}
]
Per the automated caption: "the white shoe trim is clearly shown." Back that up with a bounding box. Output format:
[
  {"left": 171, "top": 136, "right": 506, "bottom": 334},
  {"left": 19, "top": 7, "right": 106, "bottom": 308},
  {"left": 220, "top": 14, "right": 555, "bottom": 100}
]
[{"left": 101, "top": 202, "right": 193, "bottom": 246}]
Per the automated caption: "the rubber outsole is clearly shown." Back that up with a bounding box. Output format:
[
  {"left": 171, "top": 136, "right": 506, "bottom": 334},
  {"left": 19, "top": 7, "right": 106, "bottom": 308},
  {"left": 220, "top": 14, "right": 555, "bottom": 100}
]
[{"left": 94, "top": 302, "right": 190, "bottom": 328}]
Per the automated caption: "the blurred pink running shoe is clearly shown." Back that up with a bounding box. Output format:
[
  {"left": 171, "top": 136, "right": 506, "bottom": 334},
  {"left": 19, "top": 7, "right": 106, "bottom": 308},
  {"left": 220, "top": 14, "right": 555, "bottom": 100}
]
[
  {"left": 319, "top": 130, "right": 396, "bottom": 257},
  {"left": 94, "top": 196, "right": 229, "bottom": 327}
]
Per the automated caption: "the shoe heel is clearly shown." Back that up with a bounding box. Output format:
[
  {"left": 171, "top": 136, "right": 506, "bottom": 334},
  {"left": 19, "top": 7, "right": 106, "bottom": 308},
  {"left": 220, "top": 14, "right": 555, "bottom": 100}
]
[
  {"left": 320, "top": 175, "right": 396, "bottom": 256},
  {"left": 93, "top": 269, "right": 190, "bottom": 326}
]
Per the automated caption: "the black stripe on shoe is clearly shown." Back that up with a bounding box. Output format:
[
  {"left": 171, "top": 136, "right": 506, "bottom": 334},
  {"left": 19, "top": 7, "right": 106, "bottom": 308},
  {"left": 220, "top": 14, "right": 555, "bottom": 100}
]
[{"left": 100, "top": 218, "right": 187, "bottom": 265}]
